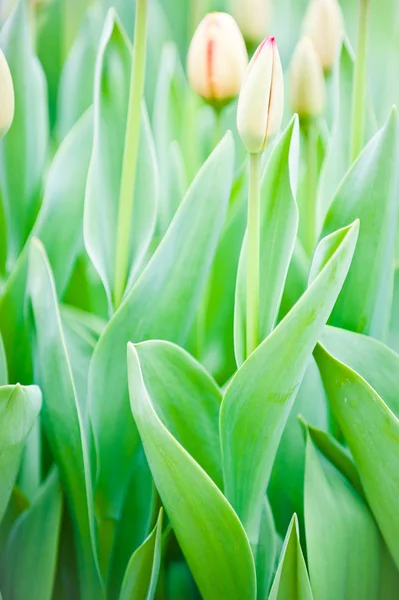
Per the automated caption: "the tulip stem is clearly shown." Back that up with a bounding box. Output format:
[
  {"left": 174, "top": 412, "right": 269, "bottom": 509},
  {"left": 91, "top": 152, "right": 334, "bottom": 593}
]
[
  {"left": 246, "top": 152, "right": 261, "bottom": 357},
  {"left": 113, "top": 0, "right": 148, "bottom": 309},
  {"left": 350, "top": 0, "right": 370, "bottom": 163},
  {"left": 304, "top": 120, "right": 318, "bottom": 257}
]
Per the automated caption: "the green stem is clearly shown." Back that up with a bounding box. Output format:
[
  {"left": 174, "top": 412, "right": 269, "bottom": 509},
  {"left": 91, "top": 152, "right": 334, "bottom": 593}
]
[
  {"left": 113, "top": 0, "right": 148, "bottom": 308},
  {"left": 304, "top": 120, "right": 318, "bottom": 257},
  {"left": 246, "top": 153, "right": 261, "bottom": 358},
  {"left": 350, "top": 0, "right": 370, "bottom": 163}
]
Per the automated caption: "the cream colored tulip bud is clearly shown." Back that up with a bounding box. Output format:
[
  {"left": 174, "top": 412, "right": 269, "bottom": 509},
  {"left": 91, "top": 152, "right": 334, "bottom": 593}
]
[
  {"left": 187, "top": 12, "right": 248, "bottom": 106},
  {"left": 290, "top": 37, "right": 325, "bottom": 119},
  {"left": 302, "top": 0, "right": 344, "bottom": 71},
  {"left": 0, "top": 49, "right": 14, "bottom": 140},
  {"left": 228, "top": 0, "right": 271, "bottom": 44},
  {"left": 237, "top": 36, "right": 284, "bottom": 154}
]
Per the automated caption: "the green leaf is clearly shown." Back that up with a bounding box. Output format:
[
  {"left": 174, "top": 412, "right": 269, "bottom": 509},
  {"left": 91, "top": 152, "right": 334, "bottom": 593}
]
[
  {"left": 88, "top": 132, "right": 234, "bottom": 531},
  {"left": 234, "top": 116, "right": 299, "bottom": 365},
  {"left": 304, "top": 433, "right": 380, "bottom": 600},
  {"left": 322, "top": 107, "right": 399, "bottom": 339},
  {"left": 28, "top": 239, "right": 103, "bottom": 598},
  {"left": 314, "top": 342, "right": 399, "bottom": 570},
  {"left": 0, "top": 384, "right": 41, "bottom": 522},
  {"left": 57, "top": 3, "right": 103, "bottom": 140},
  {"left": 2, "top": 469, "right": 62, "bottom": 600},
  {"left": 0, "top": 333, "right": 8, "bottom": 385},
  {"left": 220, "top": 221, "right": 359, "bottom": 541},
  {"left": 254, "top": 497, "right": 277, "bottom": 600},
  {"left": 0, "top": 108, "right": 93, "bottom": 383},
  {"left": 119, "top": 509, "right": 163, "bottom": 600},
  {"left": 268, "top": 515, "right": 313, "bottom": 600},
  {"left": 127, "top": 343, "right": 256, "bottom": 600},
  {"left": 0, "top": 0, "right": 49, "bottom": 265},
  {"left": 135, "top": 340, "right": 222, "bottom": 487},
  {"left": 84, "top": 9, "right": 158, "bottom": 308}
]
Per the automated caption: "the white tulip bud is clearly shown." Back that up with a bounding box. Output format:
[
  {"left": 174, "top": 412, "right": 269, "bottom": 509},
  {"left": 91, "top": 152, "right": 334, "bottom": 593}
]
[
  {"left": 228, "top": 0, "right": 271, "bottom": 44},
  {"left": 302, "top": 0, "right": 344, "bottom": 71},
  {"left": 290, "top": 37, "right": 325, "bottom": 119},
  {"left": 187, "top": 12, "right": 248, "bottom": 106},
  {"left": 0, "top": 49, "right": 14, "bottom": 140},
  {"left": 237, "top": 36, "right": 284, "bottom": 154}
]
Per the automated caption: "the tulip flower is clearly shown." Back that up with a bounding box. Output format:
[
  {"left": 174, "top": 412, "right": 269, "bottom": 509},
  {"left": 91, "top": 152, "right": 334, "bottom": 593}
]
[
  {"left": 236, "top": 36, "right": 284, "bottom": 357},
  {"left": 290, "top": 37, "right": 325, "bottom": 119},
  {"left": 0, "top": 48, "right": 14, "bottom": 140},
  {"left": 228, "top": 0, "right": 270, "bottom": 45},
  {"left": 302, "top": 0, "right": 344, "bottom": 71},
  {"left": 187, "top": 12, "right": 248, "bottom": 106}
]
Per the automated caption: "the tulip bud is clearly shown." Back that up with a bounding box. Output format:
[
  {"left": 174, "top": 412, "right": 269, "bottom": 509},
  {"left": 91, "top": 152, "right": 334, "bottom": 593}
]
[
  {"left": 237, "top": 36, "right": 284, "bottom": 154},
  {"left": 302, "top": 0, "right": 344, "bottom": 71},
  {"left": 0, "top": 49, "right": 14, "bottom": 140},
  {"left": 187, "top": 12, "right": 248, "bottom": 106},
  {"left": 290, "top": 37, "right": 325, "bottom": 119},
  {"left": 228, "top": 0, "right": 271, "bottom": 44}
]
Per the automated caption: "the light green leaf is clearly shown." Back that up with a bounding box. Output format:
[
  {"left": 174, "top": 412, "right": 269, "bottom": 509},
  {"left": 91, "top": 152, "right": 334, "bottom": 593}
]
[
  {"left": 0, "top": 108, "right": 93, "bottom": 383},
  {"left": 322, "top": 107, "right": 399, "bottom": 339},
  {"left": 28, "top": 239, "right": 103, "bottom": 598},
  {"left": 304, "top": 433, "right": 380, "bottom": 600},
  {"left": 0, "top": 384, "right": 41, "bottom": 523},
  {"left": 220, "top": 221, "right": 359, "bottom": 541},
  {"left": 0, "top": 0, "right": 48, "bottom": 265},
  {"left": 119, "top": 509, "right": 163, "bottom": 600},
  {"left": 2, "top": 469, "right": 62, "bottom": 600},
  {"left": 84, "top": 9, "right": 158, "bottom": 309},
  {"left": 127, "top": 343, "right": 256, "bottom": 600},
  {"left": 268, "top": 515, "right": 313, "bottom": 600},
  {"left": 234, "top": 116, "right": 299, "bottom": 365},
  {"left": 0, "top": 333, "right": 7, "bottom": 385},
  {"left": 88, "top": 132, "right": 233, "bottom": 532},
  {"left": 314, "top": 342, "right": 399, "bottom": 569},
  {"left": 254, "top": 497, "right": 277, "bottom": 600}
]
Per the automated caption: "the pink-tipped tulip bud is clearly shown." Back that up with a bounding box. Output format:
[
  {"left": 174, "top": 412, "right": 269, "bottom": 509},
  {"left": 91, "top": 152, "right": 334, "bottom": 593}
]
[
  {"left": 302, "top": 0, "right": 344, "bottom": 71},
  {"left": 228, "top": 0, "right": 271, "bottom": 45},
  {"left": 187, "top": 12, "right": 248, "bottom": 106},
  {"left": 290, "top": 37, "right": 325, "bottom": 119},
  {"left": 237, "top": 36, "right": 284, "bottom": 154},
  {"left": 0, "top": 49, "right": 14, "bottom": 140}
]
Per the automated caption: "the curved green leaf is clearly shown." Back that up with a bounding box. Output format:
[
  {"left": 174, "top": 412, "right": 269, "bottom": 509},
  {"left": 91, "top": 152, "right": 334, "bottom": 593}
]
[
  {"left": 119, "top": 509, "right": 163, "bottom": 600},
  {"left": 220, "top": 221, "right": 359, "bottom": 541},
  {"left": 255, "top": 497, "right": 277, "bottom": 600},
  {"left": 127, "top": 343, "right": 256, "bottom": 600},
  {"left": 234, "top": 116, "right": 299, "bottom": 365},
  {"left": 84, "top": 9, "right": 158, "bottom": 308}
]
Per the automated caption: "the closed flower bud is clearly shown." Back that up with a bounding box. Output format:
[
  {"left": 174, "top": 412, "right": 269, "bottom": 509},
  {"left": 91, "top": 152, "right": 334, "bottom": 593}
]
[
  {"left": 302, "top": 0, "right": 344, "bottom": 71},
  {"left": 290, "top": 37, "right": 325, "bottom": 119},
  {"left": 0, "top": 49, "right": 14, "bottom": 139},
  {"left": 237, "top": 36, "right": 284, "bottom": 154},
  {"left": 228, "top": 0, "right": 271, "bottom": 44},
  {"left": 187, "top": 12, "right": 248, "bottom": 106}
]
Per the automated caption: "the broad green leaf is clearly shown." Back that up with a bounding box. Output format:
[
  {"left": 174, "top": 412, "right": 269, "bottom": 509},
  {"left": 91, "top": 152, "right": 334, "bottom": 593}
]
[
  {"left": 379, "top": 541, "right": 399, "bottom": 600},
  {"left": 89, "top": 132, "right": 233, "bottom": 535},
  {"left": 2, "top": 469, "right": 62, "bottom": 600},
  {"left": 268, "top": 515, "right": 313, "bottom": 600},
  {"left": 28, "top": 239, "right": 103, "bottom": 598},
  {"left": 278, "top": 239, "right": 309, "bottom": 321},
  {"left": 389, "top": 266, "right": 399, "bottom": 351},
  {"left": 268, "top": 357, "right": 329, "bottom": 535},
  {"left": 321, "top": 325, "right": 399, "bottom": 417},
  {"left": 304, "top": 433, "right": 380, "bottom": 600},
  {"left": 234, "top": 116, "right": 299, "bottom": 365},
  {"left": 0, "top": 384, "right": 41, "bottom": 522},
  {"left": 57, "top": 3, "right": 103, "bottom": 140},
  {"left": 322, "top": 107, "right": 399, "bottom": 339},
  {"left": 119, "top": 509, "right": 163, "bottom": 600},
  {"left": 127, "top": 343, "right": 256, "bottom": 600},
  {"left": 84, "top": 10, "right": 158, "bottom": 309},
  {"left": 135, "top": 340, "right": 222, "bottom": 487},
  {"left": 0, "top": 108, "right": 93, "bottom": 383},
  {"left": 17, "top": 419, "right": 41, "bottom": 501},
  {"left": 315, "top": 342, "right": 399, "bottom": 569},
  {"left": 220, "top": 221, "right": 359, "bottom": 541},
  {"left": 254, "top": 497, "right": 277, "bottom": 600},
  {"left": 0, "top": 0, "right": 48, "bottom": 265}
]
